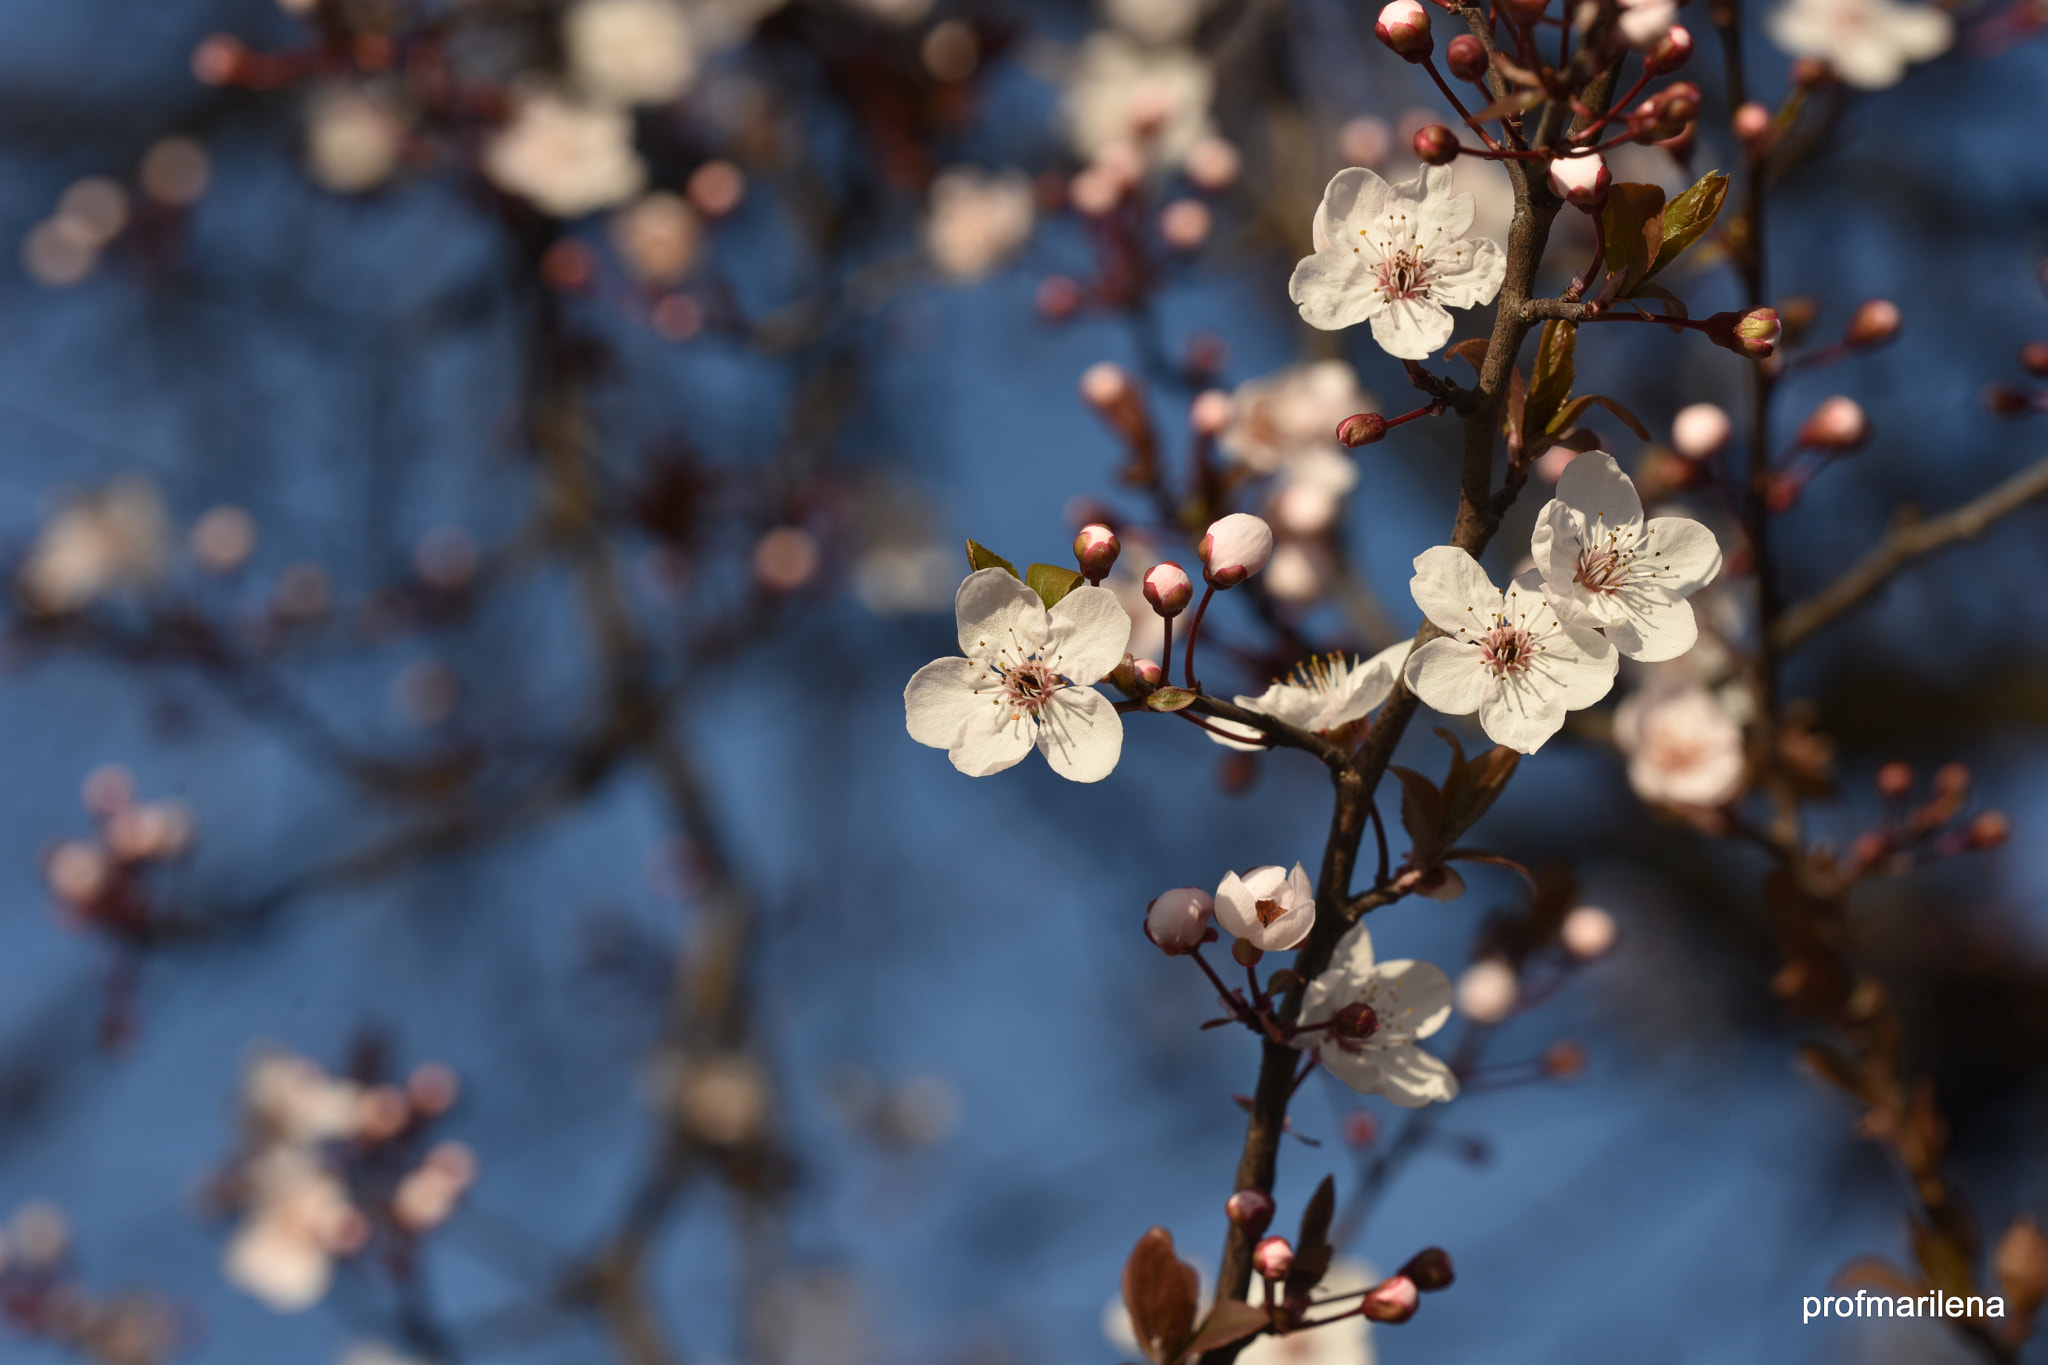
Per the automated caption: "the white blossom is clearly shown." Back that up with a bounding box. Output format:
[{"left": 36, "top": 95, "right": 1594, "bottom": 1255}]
[
  {"left": 16, "top": 478, "right": 167, "bottom": 614},
  {"left": 904, "top": 569, "right": 1131, "bottom": 782},
  {"left": 1404, "top": 546, "right": 1617, "bottom": 754},
  {"left": 1531, "top": 451, "right": 1723, "bottom": 662},
  {"left": 565, "top": 0, "right": 699, "bottom": 105},
  {"left": 483, "top": 90, "right": 646, "bottom": 218},
  {"left": 1205, "top": 641, "right": 1411, "bottom": 751},
  {"left": 1765, "top": 0, "right": 1950, "bottom": 88},
  {"left": 1288, "top": 166, "right": 1506, "bottom": 361},
  {"left": 1218, "top": 360, "right": 1371, "bottom": 476},
  {"left": 1060, "top": 34, "right": 1213, "bottom": 170},
  {"left": 1105, "top": 0, "right": 1208, "bottom": 44},
  {"left": 1612, "top": 681, "right": 1745, "bottom": 807},
  {"left": 1294, "top": 921, "right": 1458, "bottom": 1107},
  {"left": 223, "top": 1148, "right": 360, "bottom": 1313},
  {"left": 924, "top": 167, "right": 1035, "bottom": 282},
  {"left": 305, "top": 85, "right": 406, "bottom": 195},
  {"left": 1215, "top": 862, "right": 1315, "bottom": 952}
]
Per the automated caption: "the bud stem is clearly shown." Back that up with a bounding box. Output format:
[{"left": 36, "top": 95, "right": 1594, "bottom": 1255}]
[
  {"left": 1564, "top": 212, "right": 1605, "bottom": 302},
  {"left": 1420, "top": 57, "right": 1503, "bottom": 152},
  {"left": 1570, "top": 69, "right": 1652, "bottom": 144},
  {"left": 1181, "top": 584, "right": 1216, "bottom": 691}
]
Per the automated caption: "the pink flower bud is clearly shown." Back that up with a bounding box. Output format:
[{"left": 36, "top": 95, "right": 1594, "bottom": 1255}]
[
  {"left": 1447, "top": 33, "right": 1489, "bottom": 80},
  {"left": 1190, "top": 389, "right": 1233, "bottom": 436},
  {"left": 1362, "top": 1275, "right": 1420, "bottom": 1323},
  {"left": 1796, "top": 395, "right": 1869, "bottom": 451},
  {"left": 1560, "top": 905, "right": 1617, "bottom": 959},
  {"left": 1733, "top": 101, "right": 1773, "bottom": 155},
  {"left": 1197, "top": 513, "right": 1273, "bottom": 588},
  {"left": 1160, "top": 198, "right": 1212, "bottom": 250},
  {"left": 1080, "top": 361, "right": 1132, "bottom": 411},
  {"left": 1037, "top": 274, "right": 1081, "bottom": 320},
  {"left": 1185, "top": 135, "right": 1241, "bottom": 191},
  {"left": 1456, "top": 958, "right": 1519, "bottom": 1023},
  {"left": 1703, "top": 307, "right": 1779, "bottom": 359},
  {"left": 1132, "top": 656, "right": 1163, "bottom": 687},
  {"left": 1399, "top": 1247, "right": 1456, "bottom": 1292},
  {"left": 1146, "top": 886, "right": 1214, "bottom": 955},
  {"left": 1628, "top": 82, "right": 1697, "bottom": 143},
  {"left": 1670, "top": 402, "right": 1732, "bottom": 459},
  {"left": 1876, "top": 761, "right": 1914, "bottom": 799},
  {"left": 2021, "top": 341, "right": 2048, "bottom": 378},
  {"left": 1967, "top": 810, "right": 2012, "bottom": 851},
  {"left": 1645, "top": 23, "right": 1692, "bottom": 73},
  {"left": 1413, "top": 124, "right": 1459, "bottom": 165},
  {"left": 1844, "top": 299, "right": 1900, "bottom": 349},
  {"left": 1547, "top": 152, "right": 1609, "bottom": 210},
  {"left": 1253, "top": 1236, "right": 1295, "bottom": 1280},
  {"left": 1073, "top": 523, "right": 1120, "bottom": 582},
  {"left": 1375, "top": 0, "right": 1432, "bottom": 60},
  {"left": 1339, "top": 412, "right": 1388, "bottom": 447},
  {"left": 1143, "top": 561, "right": 1194, "bottom": 616},
  {"left": 1226, "top": 1188, "right": 1277, "bottom": 1236}
]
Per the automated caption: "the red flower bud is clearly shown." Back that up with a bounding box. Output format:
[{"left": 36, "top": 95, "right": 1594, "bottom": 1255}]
[
  {"left": 1226, "top": 1188, "right": 1277, "bottom": 1237},
  {"left": 1645, "top": 23, "right": 1692, "bottom": 73},
  {"left": 1142, "top": 561, "right": 1194, "bottom": 616},
  {"left": 1073, "top": 523, "right": 1120, "bottom": 582},
  {"left": 1398, "top": 1247, "right": 1456, "bottom": 1292},
  {"left": 1375, "top": 0, "right": 1433, "bottom": 60},
  {"left": 1844, "top": 299, "right": 1900, "bottom": 349},
  {"left": 1967, "top": 810, "right": 2012, "bottom": 851},
  {"left": 1733, "top": 101, "right": 1774, "bottom": 157},
  {"left": 1253, "top": 1236, "right": 1295, "bottom": 1280},
  {"left": 1547, "top": 151, "right": 1609, "bottom": 210},
  {"left": 1413, "top": 124, "right": 1459, "bottom": 165},
  {"left": 1361, "top": 1275, "right": 1420, "bottom": 1323},
  {"left": 1338, "top": 412, "right": 1388, "bottom": 447},
  {"left": 1629, "top": 82, "right": 1699, "bottom": 143},
  {"left": 1447, "top": 33, "right": 1489, "bottom": 80},
  {"left": 1330, "top": 1001, "right": 1380, "bottom": 1041}
]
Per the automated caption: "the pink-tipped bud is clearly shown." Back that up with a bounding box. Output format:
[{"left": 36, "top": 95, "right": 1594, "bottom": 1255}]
[
  {"left": 1226, "top": 1188, "right": 1277, "bottom": 1237},
  {"left": 1253, "top": 1236, "right": 1295, "bottom": 1280},
  {"left": 1143, "top": 561, "right": 1194, "bottom": 616},
  {"left": 1362, "top": 1275, "right": 1421, "bottom": 1323},
  {"left": 1670, "top": 402, "right": 1731, "bottom": 459},
  {"left": 1796, "top": 395, "right": 1870, "bottom": 451},
  {"left": 1375, "top": 0, "right": 1432, "bottom": 60},
  {"left": 1160, "top": 198, "right": 1213, "bottom": 251},
  {"left": 1967, "top": 810, "right": 2012, "bottom": 851},
  {"left": 1645, "top": 23, "right": 1692, "bottom": 73},
  {"left": 1446, "top": 33, "right": 1489, "bottom": 80},
  {"left": 1628, "top": 82, "right": 1698, "bottom": 143},
  {"left": 1081, "top": 361, "right": 1133, "bottom": 412},
  {"left": 1844, "top": 299, "right": 1900, "bottom": 349},
  {"left": 1074, "top": 524, "right": 1120, "bottom": 582},
  {"left": 1399, "top": 1248, "right": 1456, "bottom": 1292},
  {"left": 1197, "top": 513, "right": 1273, "bottom": 588},
  {"left": 1339, "top": 412, "right": 1388, "bottom": 447},
  {"left": 1413, "top": 124, "right": 1459, "bottom": 166},
  {"left": 1876, "top": 761, "right": 1913, "bottom": 799},
  {"left": 1703, "top": 307, "right": 1780, "bottom": 359},
  {"left": 2021, "top": 341, "right": 2048, "bottom": 378},
  {"left": 1560, "top": 905, "right": 1618, "bottom": 959},
  {"left": 1190, "top": 389, "right": 1233, "bottom": 436},
  {"left": 1147, "top": 887, "right": 1214, "bottom": 954},
  {"left": 1547, "top": 152, "right": 1609, "bottom": 210},
  {"left": 1132, "top": 656, "right": 1162, "bottom": 686},
  {"left": 1733, "top": 101, "right": 1773, "bottom": 155}
]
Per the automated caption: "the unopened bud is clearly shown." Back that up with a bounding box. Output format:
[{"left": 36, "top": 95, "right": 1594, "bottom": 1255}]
[
  {"left": 1037, "top": 274, "right": 1082, "bottom": 320},
  {"left": 1226, "top": 1188, "right": 1277, "bottom": 1237},
  {"left": 1850, "top": 830, "right": 1891, "bottom": 868},
  {"left": 1399, "top": 1247, "right": 1456, "bottom": 1292},
  {"left": 1935, "top": 762, "right": 1970, "bottom": 798},
  {"left": 1146, "top": 887, "right": 1215, "bottom": 955},
  {"left": 1231, "top": 937, "right": 1264, "bottom": 967},
  {"left": 1414, "top": 124, "right": 1459, "bottom": 165},
  {"left": 1876, "top": 761, "right": 1913, "bottom": 799},
  {"left": 1160, "top": 198, "right": 1213, "bottom": 251},
  {"left": 1796, "top": 396, "right": 1869, "bottom": 451},
  {"left": 1703, "top": 307, "right": 1780, "bottom": 359},
  {"left": 1330, "top": 1000, "right": 1380, "bottom": 1041},
  {"left": 1456, "top": 958, "right": 1518, "bottom": 1024},
  {"left": 1560, "top": 905, "right": 1617, "bottom": 959},
  {"left": 1198, "top": 513, "right": 1274, "bottom": 588},
  {"left": 1415, "top": 864, "right": 1466, "bottom": 902},
  {"left": 1733, "top": 101, "right": 1773, "bottom": 155},
  {"left": 1361, "top": 1275, "right": 1420, "bottom": 1323},
  {"left": 2020, "top": 341, "right": 2048, "bottom": 378},
  {"left": 1670, "top": 402, "right": 1732, "bottom": 459},
  {"left": 1190, "top": 389, "right": 1233, "bottom": 436},
  {"left": 1343, "top": 1111, "right": 1380, "bottom": 1146},
  {"left": 1338, "top": 412, "right": 1388, "bottom": 447},
  {"left": 1645, "top": 23, "right": 1692, "bottom": 73},
  {"left": 1074, "top": 524, "right": 1120, "bottom": 582},
  {"left": 1547, "top": 151, "right": 1609, "bottom": 210},
  {"left": 1844, "top": 299, "right": 1900, "bottom": 349},
  {"left": 1143, "top": 561, "right": 1194, "bottom": 616},
  {"left": 1628, "top": 82, "right": 1698, "bottom": 143},
  {"left": 1132, "top": 656, "right": 1163, "bottom": 687},
  {"left": 1447, "top": 33, "right": 1489, "bottom": 80},
  {"left": 1966, "top": 810, "right": 2011, "bottom": 851},
  {"left": 1983, "top": 384, "right": 2035, "bottom": 416},
  {"left": 1253, "top": 1236, "right": 1295, "bottom": 1280},
  {"left": 1375, "top": 0, "right": 1433, "bottom": 60}
]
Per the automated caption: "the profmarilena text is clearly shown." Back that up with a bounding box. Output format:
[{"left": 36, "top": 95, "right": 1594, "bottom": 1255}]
[{"left": 1805, "top": 1291, "right": 2007, "bottom": 1323}]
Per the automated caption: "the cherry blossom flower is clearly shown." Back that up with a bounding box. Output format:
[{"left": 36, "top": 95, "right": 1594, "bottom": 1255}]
[
  {"left": 304, "top": 84, "right": 407, "bottom": 195},
  {"left": 223, "top": 1148, "right": 363, "bottom": 1312},
  {"left": 1218, "top": 360, "right": 1373, "bottom": 476},
  {"left": 1404, "top": 546, "right": 1617, "bottom": 753},
  {"left": 565, "top": 0, "right": 699, "bottom": 105},
  {"left": 16, "top": 478, "right": 168, "bottom": 614},
  {"left": 1147, "top": 886, "right": 1214, "bottom": 953},
  {"left": 904, "top": 569, "right": 1131, "bottom": 782},
  {"left": 1106, "top": 0, "right": 1208, "bottom": 44},
  {"left": 1612, "top": 681, "right": 1745, "bottom": 807},
  {"left": 1454, "top": 958, "right": 1517, "bottom": 1024},
  {"left": 1288, "top": 165, "right": 1506, "bottom": 360},
  {"left": 1294, "top": 921, "right": 1457, "bottom": 1107},
  {"left": 924, "top": 167, "right": 1035, "bottom": 282},
  {"left": 1215, "top": 863, "right": 1315, "bottom": 951},
  {"left": 483, "top": 90, "right": 647, "bottom": 218},
  {"left": 1205, "top": 641, "right": 1412, "bottom": 751},
  {"left": 1765, "top": 0, "right": 1951, "bottom": 88},
  {"left": 1531, "top": 451, "right": 1723, "bottom": 662},
  {"left": 1061, "top": 34, "right": 1214, "bottom": 171}
]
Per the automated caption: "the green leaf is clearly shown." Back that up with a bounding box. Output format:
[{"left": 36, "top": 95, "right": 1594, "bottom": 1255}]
[
  {"left": 1548, "top": 392, "right": 1652, "bottom": 440},
  {"left": 1645, "top": 171, "right": 1728, "bottom": 281},
  {"left": 1599, "top": 182, "right": 1666, "bottom": 293},
  {"left": 964, "top": 539, "right": 1018, "bottom": 578},
  {"left": 1025, "top": 562, "right": 1084, "bottom": 609},
  {"left": 1523, "top": 320, "right": 1576, "bottom": 440},
  {"left": 1146, "top": 686, "right": 1198, "bottom": 712}
]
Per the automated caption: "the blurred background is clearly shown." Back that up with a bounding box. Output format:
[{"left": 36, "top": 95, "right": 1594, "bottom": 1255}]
[{"left": 0, "top": 0, "right": 2045, "bottom": 1362}]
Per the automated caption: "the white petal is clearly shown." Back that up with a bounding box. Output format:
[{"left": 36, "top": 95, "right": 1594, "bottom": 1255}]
[
  {"left": 1365, "top": 958, "right": 1454, "bottom": 1041},
  {"left": 1530, "top": 499, "right": 1576, "bottom": 588},
  {"left": 1035, "top": 686, "right": 1123, "bottom": 782},
  {"left": 954, "top": 568, "right": 1046, "bottom": 661},
  {"left": 1543, "top": 622, "right": 1620, "bottom": 708},
  {"left": 1409, "top": 545, "right": 1500, "bottom": 635},
  {"left": 1316, "top": 1044, "right": 1391, "bottom": 1096},
  {"left": 1368, "top": 295, "right": 1455, "bottom": 360},
  {"left": 1202, "top": 715, "right": 1270, "bottom": 751},
  {"left": 1640, "top": 516, "right": 1723, "bottom": 594},
  {"left": 1611, "top": 592, "right": 1696, "bottom": 662},
  {"left": 1477, "top": 671, "right": 1569, "bottom": 752},
  {"left": 1404, "top": 638, "right": 1491, "bottom": 717},
  {"left": 1363, "top": 1041, "right": 1461, "bottom": 1107},
  {"left": 1554, "top": 450, "right": 1643, "bottom": 530},
  {"left": 1045, "top": 584, "right": 1134, "bottom": 685},
  {"left": 1427, "top": 233, "right": 1505, "bottom": 309},
  {"left": 1286, "top": 862, "right": 1315, "bottom": 905},
  {"left": 1235, "top": 680, "right": 1324, "bottom": 731},
  {"left": 1315, "top": 165, "right": 1394, "bottom": 246},
  {"left": 905, "top": 657, "right": 993, "bottom": 750},
  {"left": 1289, "top": 250, "right": 1384, "bottom": 332},
  {"left": 950, "top": 694, "right": 1036, "bottom": 776},
  {"left": 1257, "top": 899, "right": 1314, "bottom": 952},
  {"left": 1213, "top": 870, "right": 1259, "bottom": 939}
]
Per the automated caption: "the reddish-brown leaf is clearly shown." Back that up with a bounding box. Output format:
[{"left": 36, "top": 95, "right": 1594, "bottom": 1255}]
[{"left": 1122, "top": 1227, "right": 1200, "bottom": 1365}]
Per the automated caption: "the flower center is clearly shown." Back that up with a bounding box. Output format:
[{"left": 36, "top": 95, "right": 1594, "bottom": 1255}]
[
  {"left": 1374, "top": 247, "right": 1433, "bottom": 302},
  {"left": 1000, "top": 659, "right": 1062, "bottom": 715},
  {"left": 1478, "top": 624, "right": 1537, "bottom": 677},
  {"left": 1329, "top": 1001, "right": 1380, "bottom": 1046},
  {"left": 1575, "top": 543, "right": 1635, "bottom": 594},
  {"left": 1254, "top": 897, "right": 1288, "bottom": 927}
]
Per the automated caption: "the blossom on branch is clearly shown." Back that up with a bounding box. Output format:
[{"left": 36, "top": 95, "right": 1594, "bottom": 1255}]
[
  {"left": 1612, "top": 681, "right": 1746, "bottom": 807},
  {"left": 1288, "top": 165, "right": 1506, "bottom": 361},
  {"left": 1203, "top": 641, "right": 1412, "bottom": 751},
  {"left": 904, "top": 568, "right": 1132, "bottom": 781},
  {"left": 1404, "top": 547, "right": 1617, "bottom": 754},
  {"left": 1294, "top": 921, "right": 1458, "bottom": 1107},
  {"left": 1214, "top": 862, "right": 1315, "bottom": 951},
  {"left": 1531, "top": 451, "right": 1723, "bottom": 662},
  {"left": 1765, "top": 0, "right": 1951, "bottom": 88},
  {"left": 483, "top": 90, "right": 646, "bottom": 218}
]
